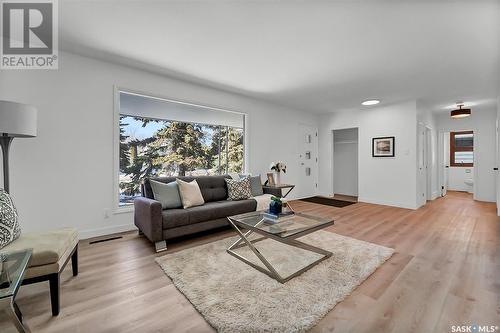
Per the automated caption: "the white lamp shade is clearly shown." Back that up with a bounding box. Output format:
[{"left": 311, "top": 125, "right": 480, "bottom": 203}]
[{"left": 0, "top": 100, "right": 37, "bottom": 137}]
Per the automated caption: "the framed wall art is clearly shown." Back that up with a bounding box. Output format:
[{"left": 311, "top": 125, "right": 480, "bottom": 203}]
[{"left": 372, "top": 136, "right": 395, "bottom": 157}]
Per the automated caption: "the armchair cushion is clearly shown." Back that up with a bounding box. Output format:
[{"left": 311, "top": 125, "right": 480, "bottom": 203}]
[{"left": 0, "top": 228, "right": 78, "bottom": 267}]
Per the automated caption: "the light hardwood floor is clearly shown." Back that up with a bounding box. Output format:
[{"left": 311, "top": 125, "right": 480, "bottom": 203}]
[{"left": 2, "top": 191, "right": 498, "bottom": 332}]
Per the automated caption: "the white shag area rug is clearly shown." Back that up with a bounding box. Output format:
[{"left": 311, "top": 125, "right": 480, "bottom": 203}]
[{"left": 155, "top": 230, "right": 394, "bottom": 333}]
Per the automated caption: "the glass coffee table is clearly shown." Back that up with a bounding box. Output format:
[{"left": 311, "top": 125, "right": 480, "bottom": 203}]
[
  {"left": 227, "top": 211, "right": 334, "bottom": 283},
  {"left": 0, "top": 249, "right": 32, "bottom": 333}
]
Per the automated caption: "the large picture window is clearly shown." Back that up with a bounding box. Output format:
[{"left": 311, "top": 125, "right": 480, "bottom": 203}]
[
  {"left": 450, "top": 131, "right": 473, "bottom": 167},
  {"left": 117, "top": 92, "right": 245, "bottom": 206}
]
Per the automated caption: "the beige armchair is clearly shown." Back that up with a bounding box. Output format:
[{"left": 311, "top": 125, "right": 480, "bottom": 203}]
[{"left": 0, "top": 228, "right": 79, "bottom": 316}]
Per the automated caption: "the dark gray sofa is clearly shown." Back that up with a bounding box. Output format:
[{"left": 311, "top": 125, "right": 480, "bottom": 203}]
[{"left": 134, "top": 175, "right": 268, "bottom": 252}]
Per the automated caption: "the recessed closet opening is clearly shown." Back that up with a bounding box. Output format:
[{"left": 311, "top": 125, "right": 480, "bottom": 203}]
[{"left": 332, "top": 128, "right": 359, "bottom": 201}]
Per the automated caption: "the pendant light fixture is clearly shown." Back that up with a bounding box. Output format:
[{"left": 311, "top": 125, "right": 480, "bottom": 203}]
[{"left": 451, "top": 103, "right": 471, "bottom": 119}]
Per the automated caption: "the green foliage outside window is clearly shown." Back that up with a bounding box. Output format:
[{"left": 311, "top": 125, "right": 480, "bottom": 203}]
[{"left": 119, "top": 115, "right": 244, "bottom": 205}]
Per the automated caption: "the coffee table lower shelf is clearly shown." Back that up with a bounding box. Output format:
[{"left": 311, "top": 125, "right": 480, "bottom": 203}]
[{"left": 226, "top": 217, "right": 333, "bottom": 284}]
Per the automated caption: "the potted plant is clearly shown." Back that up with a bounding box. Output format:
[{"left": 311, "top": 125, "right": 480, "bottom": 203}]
[
  {"left": 270, "top": 161, "right": 286, "bottom": 185},
  {"left": 269, "top": 196, "right": 283, "bottom": 215}
]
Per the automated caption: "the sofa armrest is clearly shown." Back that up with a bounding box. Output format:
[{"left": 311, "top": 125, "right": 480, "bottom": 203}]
[{"left": 134, "top": 197, "right": 163, "bottom": 243}]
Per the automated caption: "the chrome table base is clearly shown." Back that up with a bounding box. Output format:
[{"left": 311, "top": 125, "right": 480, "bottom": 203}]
[{"left": 226, "top": 218, "right": 332, "bottom": 284}]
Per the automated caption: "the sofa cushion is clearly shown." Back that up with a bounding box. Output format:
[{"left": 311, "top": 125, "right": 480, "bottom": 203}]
[
  {"left": 162, "top": 200, "right": 257, "bottom": 229},
  {"left": 150, "top": 180, "right": 182, "bottom": 209},
  {"left": 177, "top": 179, "right": 205, "bottom": 208},
  {"left": 211, "top": 199, "right": 257, "bottom": 220},
  {"left": 144, "top": 176, "right": 230, "bottom": 202},
  {"left": 195, "top": 176, "right": 229, "bottom": 202},
  {"left": 162, "top": 204, "right": 218, "bottom": 229},
  {"left": 225, "top": 178, "right": 252, "bottom": 201},
  {"left": 185, "top": 204, "right": 216, "bottom": 224},
  {"left": 248, "top": 175, "right": 264, "bottom": 197},
  {"left": 162, "top": 209, "right": 190, "bottom": 229}
]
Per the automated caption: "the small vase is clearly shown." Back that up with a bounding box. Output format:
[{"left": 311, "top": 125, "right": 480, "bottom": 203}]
[{"left": 275, "top": 172, "right": 281, "bottom": 185}]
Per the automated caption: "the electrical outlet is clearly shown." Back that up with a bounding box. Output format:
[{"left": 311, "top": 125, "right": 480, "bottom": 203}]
[{"left": 104, "top": 208, "right": 110, "bottom": 218}]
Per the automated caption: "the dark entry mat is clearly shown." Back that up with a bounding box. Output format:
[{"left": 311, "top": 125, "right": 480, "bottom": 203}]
[{"left": 299, "top": 196, "right": 356, "bottom": 208}]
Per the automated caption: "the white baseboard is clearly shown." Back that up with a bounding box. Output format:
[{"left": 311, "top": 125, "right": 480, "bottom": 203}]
[
  {"left": 79, "top": 223, "right": 137, "bottom": 240},
  {"left": 358, "top": 196, "right": 418, "bottom": 210}
]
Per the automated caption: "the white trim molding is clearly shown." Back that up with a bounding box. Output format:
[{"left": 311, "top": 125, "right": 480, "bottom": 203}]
[
  {"left": 80, "top": 223, "right": 137, "bottom": 240},
  {"left": 358, "top": 196, "right": 419, "bottom": 210}
]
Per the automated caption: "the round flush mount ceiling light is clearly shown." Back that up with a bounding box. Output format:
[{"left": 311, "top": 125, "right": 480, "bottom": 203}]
[
  {"left": 451, "top": 104, "right": 471, "bottom": 119},
  {"left": 362, "top": 99, "right": 380, "bottom": 106}
]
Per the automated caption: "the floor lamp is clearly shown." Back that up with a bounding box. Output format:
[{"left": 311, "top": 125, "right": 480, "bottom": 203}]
[{"left": 0, "top": 101, "right": 37, "bottom": 193}]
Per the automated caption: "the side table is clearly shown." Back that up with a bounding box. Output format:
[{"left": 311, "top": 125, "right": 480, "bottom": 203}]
[
  {"left": 0, "top": 249, "right": 32, "bottom": 332},
  {"left": 262, "top": 184, "right": 295, "bottom": 198}
]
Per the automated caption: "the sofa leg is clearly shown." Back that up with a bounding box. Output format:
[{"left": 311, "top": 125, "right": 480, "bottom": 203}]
[
  {"left": 138, "top": 230, "right": 144, "bottom": 236},
  {"left": 48, "top": 273, "right": 60, "bottom": 316},
  {"left": 155, "top": 240, "right": 167, "bottom": 252},
  {"left": 71, "top": 246, "right": 78, "bottom": 276}
]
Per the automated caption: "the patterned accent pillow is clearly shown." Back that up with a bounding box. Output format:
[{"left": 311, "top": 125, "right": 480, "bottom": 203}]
[
  {"left": 0, "top": 189, "right": 21, "bottom": 249},
  {"left": 226, "top": 178, "right": 252, "bottom": 201}
]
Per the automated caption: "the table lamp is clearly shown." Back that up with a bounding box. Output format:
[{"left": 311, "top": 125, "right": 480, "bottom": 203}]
[{"left": 0, "top": 101, "right": 37, "bottom": 193}]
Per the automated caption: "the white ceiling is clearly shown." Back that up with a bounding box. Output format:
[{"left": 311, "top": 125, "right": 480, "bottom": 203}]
[{"left": 60, "top": 0, "right": 500, "bottom": 113}]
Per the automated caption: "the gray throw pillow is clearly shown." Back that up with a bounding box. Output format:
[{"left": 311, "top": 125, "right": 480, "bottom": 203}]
[
  {"left": 0, "top": 189, "right": 21, "bottom": 249},
  {"left": 248, "top": 175, "right": 264, "bottom": 197},
  {"left": 226, "top": 178, "right": 252, "bottom": 201},
  {"left": 150, "top": 180, "right": 182, "bottom": 209}
]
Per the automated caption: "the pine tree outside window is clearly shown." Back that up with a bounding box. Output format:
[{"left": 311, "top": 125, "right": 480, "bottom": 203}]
[{"left": 118, "top": 92, "right": 245, "bottom": 206}]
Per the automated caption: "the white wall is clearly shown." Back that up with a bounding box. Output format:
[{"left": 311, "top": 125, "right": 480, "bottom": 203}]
[
  {"left": 333, "top": 128, "right": 358, "bottom": 196},
  {"left": 318, "top": 100, "right": 419, "bottom": 209},
  {"left": 435, "top": 106, "right": 497, "bottom": 202},
  {"left": 0, "top": 51, "right": 319, "bottom": 238}
]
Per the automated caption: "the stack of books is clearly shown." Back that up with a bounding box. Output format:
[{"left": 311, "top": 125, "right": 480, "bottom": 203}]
[{"left": 263, "top": 210, "right": 295, "bottom": 224}]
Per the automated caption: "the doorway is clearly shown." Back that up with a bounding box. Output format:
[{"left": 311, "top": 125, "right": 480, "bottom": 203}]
[
  {"left": 332, "top": 128, "right": 359, "bottom": 200},
  {"left": 438, "top": 130, "right": 475, "bottom": 198},
  {"left": 418, "top": 124, "right": 434, "bottom": 206}
]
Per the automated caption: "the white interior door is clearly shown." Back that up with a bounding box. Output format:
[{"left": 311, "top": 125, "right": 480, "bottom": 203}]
[
  {"left": 496, "top": 117, "right": 500, "bottom": 215},
  {"left": 439, "top": 132, "right": 450, "bottom": 196},
  {"left": 425, "top": 127, "right": 433, "bottom": 200},
  {"left": 417, "top": 123, "right": 426, "bottom": 207},
  {"left": 297, "top": 124, "right": 318, "bottom": 198}
]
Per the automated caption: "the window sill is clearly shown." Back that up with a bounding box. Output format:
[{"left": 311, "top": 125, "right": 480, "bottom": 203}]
[{"left": 114, "top": 206, "right": 134, "bottom": 215}]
